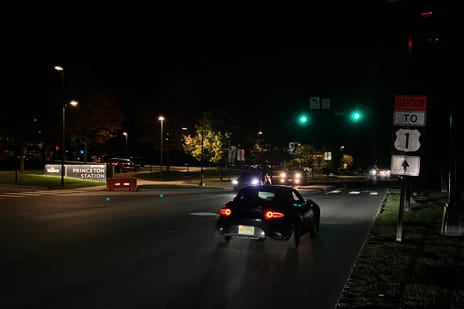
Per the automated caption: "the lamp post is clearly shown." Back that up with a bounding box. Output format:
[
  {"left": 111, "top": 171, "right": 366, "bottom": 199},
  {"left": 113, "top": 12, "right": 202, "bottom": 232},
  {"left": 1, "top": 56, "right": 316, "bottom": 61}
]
[
  {"left": 339, "top": 145, "right": 345, "bottom": 173},
  {"left": 158, "top": 116, "right": 165, "bottom": 179},
  {"left": 61, "top": 100, "right": 78, "bottom": 188},
  {"left": 181, "top": 127, "right": 189, "bottom": 172},
  {"left": 123, "top": 132, "right": 128, "bottom": 156},
  {"left": 199, "top": 126, "right": 205, "bottom": 186},
  {"left": 54, "top": 65, "right": 73, "bottom": 189}
]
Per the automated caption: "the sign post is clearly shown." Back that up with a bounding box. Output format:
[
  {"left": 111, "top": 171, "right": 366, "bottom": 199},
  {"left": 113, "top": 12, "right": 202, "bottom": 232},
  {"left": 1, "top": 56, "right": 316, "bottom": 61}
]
[{"left": 391, "top": 95, "right": 427, "bottom": 242}]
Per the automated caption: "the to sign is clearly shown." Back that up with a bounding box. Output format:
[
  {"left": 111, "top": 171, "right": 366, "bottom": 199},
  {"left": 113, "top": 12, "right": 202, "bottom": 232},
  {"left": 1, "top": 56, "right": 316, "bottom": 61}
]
[
  {"left": 393, "top": 111, "right": 426, "bottom": 127},
  {"left": 394, "top": 129, "right": 421, "bottom": 152}
]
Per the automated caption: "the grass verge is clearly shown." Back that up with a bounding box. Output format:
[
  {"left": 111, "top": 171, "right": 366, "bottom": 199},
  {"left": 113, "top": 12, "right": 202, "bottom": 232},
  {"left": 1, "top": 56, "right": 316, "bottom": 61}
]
[
  {"left": 0, "top": 170, "right": 104, "bottom": 189},
  {"left": 336, "top": 189, "right": 464, "bottom": 308}
]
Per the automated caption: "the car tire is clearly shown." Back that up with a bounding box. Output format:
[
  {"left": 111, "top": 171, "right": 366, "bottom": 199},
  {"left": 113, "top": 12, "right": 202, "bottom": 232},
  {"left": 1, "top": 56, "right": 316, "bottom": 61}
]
[{"left": 224, "top": 236, "right": 231, "bottom": 242}]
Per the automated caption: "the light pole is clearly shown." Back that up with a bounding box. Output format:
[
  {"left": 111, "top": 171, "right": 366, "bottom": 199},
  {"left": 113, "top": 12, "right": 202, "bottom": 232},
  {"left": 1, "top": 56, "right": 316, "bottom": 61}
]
[
  {"left": 199, "top": 126, "right": 205, "bottom": 186},
  {"left": 181, "top": 127, "right": 189, "bottom": 172},
  {"left": 158, "top": 116, "right": 165, "bottom": 179},
  {"left": 339, "top": 145, "right": 345, "bottom": 173},
  {"left": 54, "top": 65, "right": 69, "bottom": 189},
  {"left": 123, "top": 132, "right": 128, "bottom": 156},
  {"left": 61, "top": 100, "right": 78, "bottom": 188}
]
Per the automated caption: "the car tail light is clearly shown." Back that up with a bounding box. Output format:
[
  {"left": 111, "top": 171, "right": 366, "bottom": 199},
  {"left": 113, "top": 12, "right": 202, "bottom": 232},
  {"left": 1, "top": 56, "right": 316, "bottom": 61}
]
[
  {"left": 219, "top": 208, "right": 232, "bottom": 217},
  {"left": 264, "top": 210, "right": 284, "bottom": 220}
]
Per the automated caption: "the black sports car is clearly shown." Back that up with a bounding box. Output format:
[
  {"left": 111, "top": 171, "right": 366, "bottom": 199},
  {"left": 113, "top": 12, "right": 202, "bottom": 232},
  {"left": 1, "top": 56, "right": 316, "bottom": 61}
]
[{"left": 215, "top": 185, "right": 320, "bottom": 248}]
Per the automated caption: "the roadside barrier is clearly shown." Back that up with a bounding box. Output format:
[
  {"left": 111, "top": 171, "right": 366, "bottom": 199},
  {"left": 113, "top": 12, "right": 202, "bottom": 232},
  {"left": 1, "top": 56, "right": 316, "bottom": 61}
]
[{"left": 106, "top": 178, "right": 138, "bottom": 191}]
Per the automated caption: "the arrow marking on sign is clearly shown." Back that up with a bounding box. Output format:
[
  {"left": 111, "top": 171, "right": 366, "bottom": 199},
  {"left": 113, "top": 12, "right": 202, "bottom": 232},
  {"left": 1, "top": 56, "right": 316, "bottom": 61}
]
[{"left": 402, "top": 159, "right": 409, "bottom": 172}]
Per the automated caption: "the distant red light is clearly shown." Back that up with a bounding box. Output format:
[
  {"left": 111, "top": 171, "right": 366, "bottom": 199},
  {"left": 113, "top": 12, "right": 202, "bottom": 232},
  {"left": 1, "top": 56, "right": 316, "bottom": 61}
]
[
  {"left": 408, "top": 33, "right": 412, "bottom": 57},
  {"left": 420, "top": 11, "right": 433, "bottom": 18}
]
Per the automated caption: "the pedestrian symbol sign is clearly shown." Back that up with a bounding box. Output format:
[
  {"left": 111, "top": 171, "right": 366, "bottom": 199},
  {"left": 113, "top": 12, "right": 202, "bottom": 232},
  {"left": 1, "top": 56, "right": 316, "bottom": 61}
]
[{"left": 391, "top": 155, "right": 420, "bottom": 176}]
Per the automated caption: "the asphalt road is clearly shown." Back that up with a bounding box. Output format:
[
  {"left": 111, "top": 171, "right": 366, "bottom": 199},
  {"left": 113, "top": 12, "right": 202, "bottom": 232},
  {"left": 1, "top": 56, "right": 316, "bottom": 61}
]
[{"left": 0, "top": 183, "right": 388, "bottom": 309}]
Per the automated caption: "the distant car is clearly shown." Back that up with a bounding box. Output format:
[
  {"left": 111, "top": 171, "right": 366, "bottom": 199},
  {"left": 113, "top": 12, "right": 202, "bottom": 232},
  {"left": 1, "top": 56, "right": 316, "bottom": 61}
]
[
  {"left": 215, "top": 185, "right": 320, "bottom": 248},
  {"left": 369, "top": 167, "right": 391, "bottom": 179},
  {"left": 129, "top": 156, "right": 146, "bottom": 167},
  {"left": 276, "top": 168, "right": 306, "bottom": 186},
  {"left": 114, "top": 158, "right": 140, "bottom": 173},
  {"left": 231, "top": 170, "right": 272, "bottom": 192}
]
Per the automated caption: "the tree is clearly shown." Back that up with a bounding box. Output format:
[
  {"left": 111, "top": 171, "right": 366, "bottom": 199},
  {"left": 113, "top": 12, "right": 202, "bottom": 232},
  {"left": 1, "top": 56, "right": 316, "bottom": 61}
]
[
  {"left": 293, "top": 144, "right": 316, "bottom": 168},
  {"left": 182, "top": 119, "right": 231, "bottom": 167},
  {"left": 68, "top": 91, "right": 126, "bottom": 161}
]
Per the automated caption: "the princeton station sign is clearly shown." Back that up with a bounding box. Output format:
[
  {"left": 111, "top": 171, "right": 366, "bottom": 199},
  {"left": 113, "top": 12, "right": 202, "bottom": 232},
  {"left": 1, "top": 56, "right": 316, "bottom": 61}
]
[{"left": 45, "top": 164, "right": 107, "bottom": 182}]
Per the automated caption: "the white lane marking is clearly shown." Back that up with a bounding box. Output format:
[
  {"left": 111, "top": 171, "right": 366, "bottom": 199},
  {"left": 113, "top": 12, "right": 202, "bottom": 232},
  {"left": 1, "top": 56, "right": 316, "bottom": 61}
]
[{"left": 190, "top": 212, "right": 217, "bottom": 216}]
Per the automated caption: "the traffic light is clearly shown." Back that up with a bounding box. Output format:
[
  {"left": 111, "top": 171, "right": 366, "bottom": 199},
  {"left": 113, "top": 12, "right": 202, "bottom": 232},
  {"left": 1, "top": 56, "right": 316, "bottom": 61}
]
[
  {"left": 349, "top": 109, "right": 363, "bottom": 123},
  {"left": 297, "top": 113, "right": 309, "bottom": 125}
]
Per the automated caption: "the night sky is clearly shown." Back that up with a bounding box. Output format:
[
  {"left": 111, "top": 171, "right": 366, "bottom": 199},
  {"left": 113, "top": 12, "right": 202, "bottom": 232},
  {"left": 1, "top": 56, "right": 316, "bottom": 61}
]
[{"left": 3, "top": 1, "right": 446, "bottom": 171}]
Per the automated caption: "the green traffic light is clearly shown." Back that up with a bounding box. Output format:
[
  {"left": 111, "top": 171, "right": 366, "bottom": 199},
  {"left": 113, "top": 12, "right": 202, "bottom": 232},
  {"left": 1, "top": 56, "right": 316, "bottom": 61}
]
[
  {"left": 350, "top": 110, "right": 363, "bottom": 122},
  {"left": 298, "top": 114, "right": 309, "bottom": 125}
]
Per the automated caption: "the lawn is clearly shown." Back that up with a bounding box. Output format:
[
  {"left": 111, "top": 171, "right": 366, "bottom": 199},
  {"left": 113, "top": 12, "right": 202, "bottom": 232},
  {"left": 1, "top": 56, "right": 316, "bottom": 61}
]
[{"left": 336, "top": 189, "right": 464, "bottom": 308}]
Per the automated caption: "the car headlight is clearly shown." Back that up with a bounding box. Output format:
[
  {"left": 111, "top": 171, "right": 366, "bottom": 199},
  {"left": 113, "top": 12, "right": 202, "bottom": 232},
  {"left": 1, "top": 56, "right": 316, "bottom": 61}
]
[
  {"left": 232, "top": 179, "right": 238, "bottom": 185},
  {"left": 251, "top": 178, "right": 260, "bottom": 185}
]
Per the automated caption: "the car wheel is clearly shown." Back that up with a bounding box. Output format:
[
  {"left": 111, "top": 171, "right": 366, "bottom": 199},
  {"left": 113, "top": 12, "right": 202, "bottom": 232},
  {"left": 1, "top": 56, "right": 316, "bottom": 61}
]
[{"left": 224, "top": 236, "right": 231, "bottom": 242}]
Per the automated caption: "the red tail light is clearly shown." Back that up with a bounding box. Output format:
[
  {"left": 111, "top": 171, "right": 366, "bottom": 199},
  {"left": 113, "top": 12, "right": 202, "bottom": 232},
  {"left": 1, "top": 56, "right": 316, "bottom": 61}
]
[
  {"left": 219, "top": 208, "right": 232, "bottom": 217},
  {"left": 264, "top": 210, "right": 284, "bottom": 220}
]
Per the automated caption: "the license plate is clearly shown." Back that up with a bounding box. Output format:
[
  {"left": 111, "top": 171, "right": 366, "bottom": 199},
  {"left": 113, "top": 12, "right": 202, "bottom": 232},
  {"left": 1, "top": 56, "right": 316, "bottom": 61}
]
[{"left": 238, "top": 225, "right": 255, "bottom": 235}]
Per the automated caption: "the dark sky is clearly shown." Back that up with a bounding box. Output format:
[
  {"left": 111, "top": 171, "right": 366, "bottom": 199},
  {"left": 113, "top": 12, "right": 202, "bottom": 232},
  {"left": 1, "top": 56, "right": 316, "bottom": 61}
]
[{"left": 3, "top": 0, "right": 445, "bottom": 167}]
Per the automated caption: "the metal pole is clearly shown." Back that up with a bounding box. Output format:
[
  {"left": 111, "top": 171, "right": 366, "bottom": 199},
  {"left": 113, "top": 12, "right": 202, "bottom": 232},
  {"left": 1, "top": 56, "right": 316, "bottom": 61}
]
[
  {"left": 123, "top": 132, "right": 128, "bottom": 156},
  {"left": 61, "top": 104, "right": 65, "bottom": 189},
  {"left": 159, "top": 117, "right": 164, "bottom": 179},
  {"left": 54, "top": 66, "right": 65, "bottom": 189},
  {"left": 199, "top": 127, "right": 204, "bottom": 186},
  {"left": 396, "top": 177, "right": 406, "bottom": 242}
]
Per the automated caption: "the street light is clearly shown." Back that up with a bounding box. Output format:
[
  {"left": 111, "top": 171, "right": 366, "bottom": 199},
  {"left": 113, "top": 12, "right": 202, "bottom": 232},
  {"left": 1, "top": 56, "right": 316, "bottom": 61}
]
[
  {"left": 61, "top": 100, "right": 78, "bottom": 188},
  {"left": 158, "top": 116, "right": 165, "bottom": 179},
  {"left": 123, "top": 132, "right": 128, "bottom": 156},
  {"left": 54, "top": 65, "right": 79, "bottom": 188},
  {"left": 199, "top": 126, "right": 205, "bottom": 186}
]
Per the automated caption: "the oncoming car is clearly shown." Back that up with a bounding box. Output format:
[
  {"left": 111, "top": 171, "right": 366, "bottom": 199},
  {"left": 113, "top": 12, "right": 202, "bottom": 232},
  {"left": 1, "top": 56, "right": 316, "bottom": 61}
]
[
  {"left": 276, "top": 168, "right": 306, "bottom": 186},
  {"left": 215, "top": 185, "right": 320, "bottom": 248},
  {"left": 231, "top": 170, "right": 272, "bottom": 192}
]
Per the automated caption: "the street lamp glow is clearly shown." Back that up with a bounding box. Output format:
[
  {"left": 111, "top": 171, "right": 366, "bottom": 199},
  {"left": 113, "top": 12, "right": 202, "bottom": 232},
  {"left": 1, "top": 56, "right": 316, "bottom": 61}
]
[
  {"left": 54, "top": 66, "right": 63, "bottom": 72},
  {"left": 158, "top": 116, "right": 165, "bottom": 178}
]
